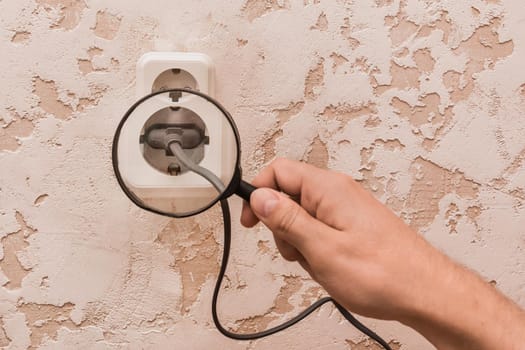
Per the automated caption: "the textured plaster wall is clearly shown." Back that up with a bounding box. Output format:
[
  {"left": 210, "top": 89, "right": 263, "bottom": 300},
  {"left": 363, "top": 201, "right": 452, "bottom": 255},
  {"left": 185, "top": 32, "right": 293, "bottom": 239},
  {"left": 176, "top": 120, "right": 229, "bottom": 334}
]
[{"left": 1, "top": 0, "right": 524, "bottom": 349}]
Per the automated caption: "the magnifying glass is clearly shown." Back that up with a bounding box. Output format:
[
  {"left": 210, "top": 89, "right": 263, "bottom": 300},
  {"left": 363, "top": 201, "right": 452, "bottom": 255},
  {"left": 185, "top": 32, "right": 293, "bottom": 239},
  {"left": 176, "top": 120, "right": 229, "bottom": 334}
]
[
  {"left": 111, "top": 88, "right": 392, "bottom": 349},
  {"left": 112, "top": 88, "right": 256, "bottom": 218}
]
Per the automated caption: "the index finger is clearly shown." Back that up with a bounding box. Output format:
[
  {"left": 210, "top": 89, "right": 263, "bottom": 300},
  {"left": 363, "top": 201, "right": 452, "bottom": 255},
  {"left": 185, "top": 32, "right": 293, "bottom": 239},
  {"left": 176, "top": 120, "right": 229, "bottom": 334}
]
[{"left": 240, "top": 158, "right": 327, "bottom": 227}]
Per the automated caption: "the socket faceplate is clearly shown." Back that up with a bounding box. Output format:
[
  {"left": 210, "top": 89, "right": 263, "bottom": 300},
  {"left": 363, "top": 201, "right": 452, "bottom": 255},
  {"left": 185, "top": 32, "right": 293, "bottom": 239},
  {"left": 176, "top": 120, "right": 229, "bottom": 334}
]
[{"left": 119, "top": 52, "right": 235, "bottom": 199}]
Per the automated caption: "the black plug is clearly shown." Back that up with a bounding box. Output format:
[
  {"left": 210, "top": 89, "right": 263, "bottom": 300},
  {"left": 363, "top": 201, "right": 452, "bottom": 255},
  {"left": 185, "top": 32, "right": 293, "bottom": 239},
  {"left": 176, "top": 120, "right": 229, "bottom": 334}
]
[{"left": 140, "top": 123, "right": 209, "bottom": 154}]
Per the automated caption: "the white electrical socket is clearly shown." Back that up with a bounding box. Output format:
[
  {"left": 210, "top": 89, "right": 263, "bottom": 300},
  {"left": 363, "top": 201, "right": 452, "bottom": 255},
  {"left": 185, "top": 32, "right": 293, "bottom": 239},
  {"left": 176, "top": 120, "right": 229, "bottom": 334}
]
[{"left": 118, "top": 52, "right": 235, "bottom": 203}]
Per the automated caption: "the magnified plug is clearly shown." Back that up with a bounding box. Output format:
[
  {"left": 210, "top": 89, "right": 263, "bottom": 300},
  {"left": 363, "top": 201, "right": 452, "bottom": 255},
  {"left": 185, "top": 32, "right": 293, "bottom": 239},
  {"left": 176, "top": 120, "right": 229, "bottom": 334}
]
[
  {"left": 112, "top": 88, "right": 391, "bottom": 349},
  {"left": 113, "top": 88, "right": 256, "bottom": 217}
]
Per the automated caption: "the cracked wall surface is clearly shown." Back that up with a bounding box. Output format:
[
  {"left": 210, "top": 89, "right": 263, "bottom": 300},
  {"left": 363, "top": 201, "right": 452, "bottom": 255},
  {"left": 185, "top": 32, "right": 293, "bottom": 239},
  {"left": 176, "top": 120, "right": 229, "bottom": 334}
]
[{"left": 1, "top": 0, "right": 524, "bottom": 349}]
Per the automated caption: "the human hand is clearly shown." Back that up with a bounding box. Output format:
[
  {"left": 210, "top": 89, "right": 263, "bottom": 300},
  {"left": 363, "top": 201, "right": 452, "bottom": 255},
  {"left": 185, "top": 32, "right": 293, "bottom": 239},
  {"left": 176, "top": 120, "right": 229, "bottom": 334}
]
[
  {"left": 241, "top": 158, "right": 525, "bottom": 349},
  {"left": 241, "top": 158, "right": 434, "bottom": 321}
]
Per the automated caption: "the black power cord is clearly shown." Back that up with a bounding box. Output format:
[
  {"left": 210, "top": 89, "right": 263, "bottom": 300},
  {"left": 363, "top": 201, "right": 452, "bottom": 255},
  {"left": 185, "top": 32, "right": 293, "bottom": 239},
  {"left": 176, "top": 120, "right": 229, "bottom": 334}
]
[
  {"left": 140, "top": 126, "right": 392, "bottom": 347},
  {"left": 113, "top": 89, "right": 394, "bottom": 347},
  {"left": 212, "top": 199, "right": 393, "bottom": 349},
  {"left": 169, "top": 142, "right": 226, "bottom": 193}
]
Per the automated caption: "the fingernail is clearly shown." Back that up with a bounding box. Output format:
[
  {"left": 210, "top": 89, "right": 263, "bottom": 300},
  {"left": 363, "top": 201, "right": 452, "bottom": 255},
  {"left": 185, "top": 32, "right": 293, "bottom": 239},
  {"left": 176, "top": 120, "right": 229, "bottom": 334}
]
[{"left": 251, "top": 188, "right": 279, "bottom": 218}]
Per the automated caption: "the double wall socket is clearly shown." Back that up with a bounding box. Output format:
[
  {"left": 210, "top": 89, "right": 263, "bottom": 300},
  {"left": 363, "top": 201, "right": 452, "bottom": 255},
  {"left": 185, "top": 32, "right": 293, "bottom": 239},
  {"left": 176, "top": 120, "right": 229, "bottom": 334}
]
[{"left": 120, "top": 52, "right": 233, "bottom": 199}]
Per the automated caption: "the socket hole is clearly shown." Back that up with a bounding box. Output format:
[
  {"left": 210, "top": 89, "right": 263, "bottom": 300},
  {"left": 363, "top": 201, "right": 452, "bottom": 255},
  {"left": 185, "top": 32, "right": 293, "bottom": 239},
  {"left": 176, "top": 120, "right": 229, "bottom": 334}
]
[
  {"left": 140, "top": 106, "right": 207, "bottom": 176},
  {"left": 152, "top": 68, "right": 198, "bottom": 98}
]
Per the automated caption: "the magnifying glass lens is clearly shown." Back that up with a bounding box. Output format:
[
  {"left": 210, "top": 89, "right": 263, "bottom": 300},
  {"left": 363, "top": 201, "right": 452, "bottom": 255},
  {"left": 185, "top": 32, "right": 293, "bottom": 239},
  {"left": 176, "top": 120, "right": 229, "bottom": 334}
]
[{"left": 113, "top": 89, "right": 239, "bottom": 217}]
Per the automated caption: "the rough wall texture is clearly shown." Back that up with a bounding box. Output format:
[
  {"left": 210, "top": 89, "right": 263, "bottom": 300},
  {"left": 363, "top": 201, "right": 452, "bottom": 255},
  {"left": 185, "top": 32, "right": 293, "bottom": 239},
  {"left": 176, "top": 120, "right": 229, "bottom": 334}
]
[{"left": 1, "top": 0, "right": 524, "bottom": 349}]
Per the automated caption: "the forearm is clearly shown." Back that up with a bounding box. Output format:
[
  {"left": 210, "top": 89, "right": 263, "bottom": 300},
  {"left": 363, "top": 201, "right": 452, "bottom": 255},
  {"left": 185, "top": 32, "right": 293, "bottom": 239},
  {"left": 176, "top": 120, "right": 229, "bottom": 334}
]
[{"left": 400, "top": 241, "right": 525, "bottom": 349}]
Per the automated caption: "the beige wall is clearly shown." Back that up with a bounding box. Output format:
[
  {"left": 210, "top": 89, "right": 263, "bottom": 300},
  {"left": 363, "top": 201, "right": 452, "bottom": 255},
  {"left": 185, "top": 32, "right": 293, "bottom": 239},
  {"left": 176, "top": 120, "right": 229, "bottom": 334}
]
[{"left": 1, "top": 0, "right": 524, "bottom": 349}]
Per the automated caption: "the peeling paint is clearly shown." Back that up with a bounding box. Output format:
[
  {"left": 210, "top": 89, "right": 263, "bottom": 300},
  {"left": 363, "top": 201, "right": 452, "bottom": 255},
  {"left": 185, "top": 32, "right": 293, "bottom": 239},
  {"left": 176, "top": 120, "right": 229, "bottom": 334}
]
[
  {"left": 11, "top": 31, "right": 31, "bottom": 43},
  {"left": 413, "top": 48, "right": 435, "bottom": 73},
  {"left": 77, "top": 47, "right": 104, "bottom": 75},
  {"left": 0, "top": 319, "right": 11, "bottom": 347},
  {"left": 0, "top": 212, "right": 36, "bottom": 289},
  {"left": 406, "top": 157, "right": 479, "bottom": 230},
  {"left": 447, "top": 18, "right": 514, "bottom": 103},
  {"left": 242, "top": 0, "right": 290, "bottom": 22},
  {"left": 33, "top": 77, "right": 74, "bottom": 120},
  {"left": 0, "top": 116, "right": 34, "bottom": 152},
  {"left": 311, "top": 12, "right": 328, "bottom": 31},
  {"left": 304, "top": 58, "right": 325, "bottom": 101},
  {"left": 17, "top": 302, "right": 78, "bottom": 349},
  {"left": 1, "top": 0, "right": 524, "bottom": 348},
  {"left": 33, "top": 195, "right": 49, "bottom": 206},
  {"left": 157, "top": 217, "right": 219, "bottom": 314},
  {"left": 93, "top": 11, "right": 121, "bottom": 40},
  {"left": 330, "top": 52, "right": 349, "bottom": 73},
  {"left": 299, "top": 285, "right": 324, "bottom": 308},
  {"left": 234, "top": 276, "right": 303, "bottom": 332},
  {"left": 321, "top": 102, "right": 377, "bottom": 125},
  {"left": 306, "top": 135, "right": 328, "bottom": 168},
  {"left": 260, "top": 101, "right": 305, "bottom": 163},
  {"left": 376, "top": 61, "right": 420, "bottom": 93},
  {"left": 35, "top": 0, "right": 86, "bottom": 30},
  {"left": 237, "top": 38, "right": 248, "bottom": 47},
  {"left": 340, "top": 17, "right": 361, "bottom": 49}
]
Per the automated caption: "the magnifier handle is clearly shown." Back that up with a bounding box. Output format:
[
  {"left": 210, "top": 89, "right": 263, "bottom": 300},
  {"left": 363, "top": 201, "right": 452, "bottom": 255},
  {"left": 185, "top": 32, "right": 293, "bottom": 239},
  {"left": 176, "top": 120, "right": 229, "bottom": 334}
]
[{"left": 237, "top": 180, "right": 257, "bottom": 202}]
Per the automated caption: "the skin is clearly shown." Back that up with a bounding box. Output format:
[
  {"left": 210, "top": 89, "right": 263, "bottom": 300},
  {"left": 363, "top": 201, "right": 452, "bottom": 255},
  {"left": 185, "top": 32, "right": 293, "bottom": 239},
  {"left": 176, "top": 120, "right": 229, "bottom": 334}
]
[{"left": 240, "top": 158, "right": 525, "bottom": 350}]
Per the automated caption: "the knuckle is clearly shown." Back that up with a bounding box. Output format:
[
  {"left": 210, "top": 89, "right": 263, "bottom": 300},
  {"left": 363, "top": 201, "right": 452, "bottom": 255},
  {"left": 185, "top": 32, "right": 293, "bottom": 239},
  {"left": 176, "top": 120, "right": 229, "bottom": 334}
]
[
  {"left": 277, "top": 203, "right": 301, "bottom": 234},
  {"left": 271, "top": 157, "right": 287, "bottom": 169},
  {"left": 332, "top": 172, "right": 353, "bottom": 189},
  {"left": 280, "top": 248, "right": 299, "bottom": 262},
  {"left": 334, "top": 172, "right": 349, "bottom": 183}
]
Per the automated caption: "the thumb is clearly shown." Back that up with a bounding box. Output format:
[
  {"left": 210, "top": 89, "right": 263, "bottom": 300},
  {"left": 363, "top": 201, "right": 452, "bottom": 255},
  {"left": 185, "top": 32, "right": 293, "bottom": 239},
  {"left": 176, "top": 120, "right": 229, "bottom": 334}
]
[{"left": 250, "top": 188, "right": 326, "bottom": 254}]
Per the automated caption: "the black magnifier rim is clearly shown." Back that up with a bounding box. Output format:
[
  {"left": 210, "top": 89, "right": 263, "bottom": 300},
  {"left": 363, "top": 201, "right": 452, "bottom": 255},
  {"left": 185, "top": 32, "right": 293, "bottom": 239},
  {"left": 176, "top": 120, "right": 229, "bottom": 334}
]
[{"left": 112, "top": 88, "right": 242, "bottom": 218}]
